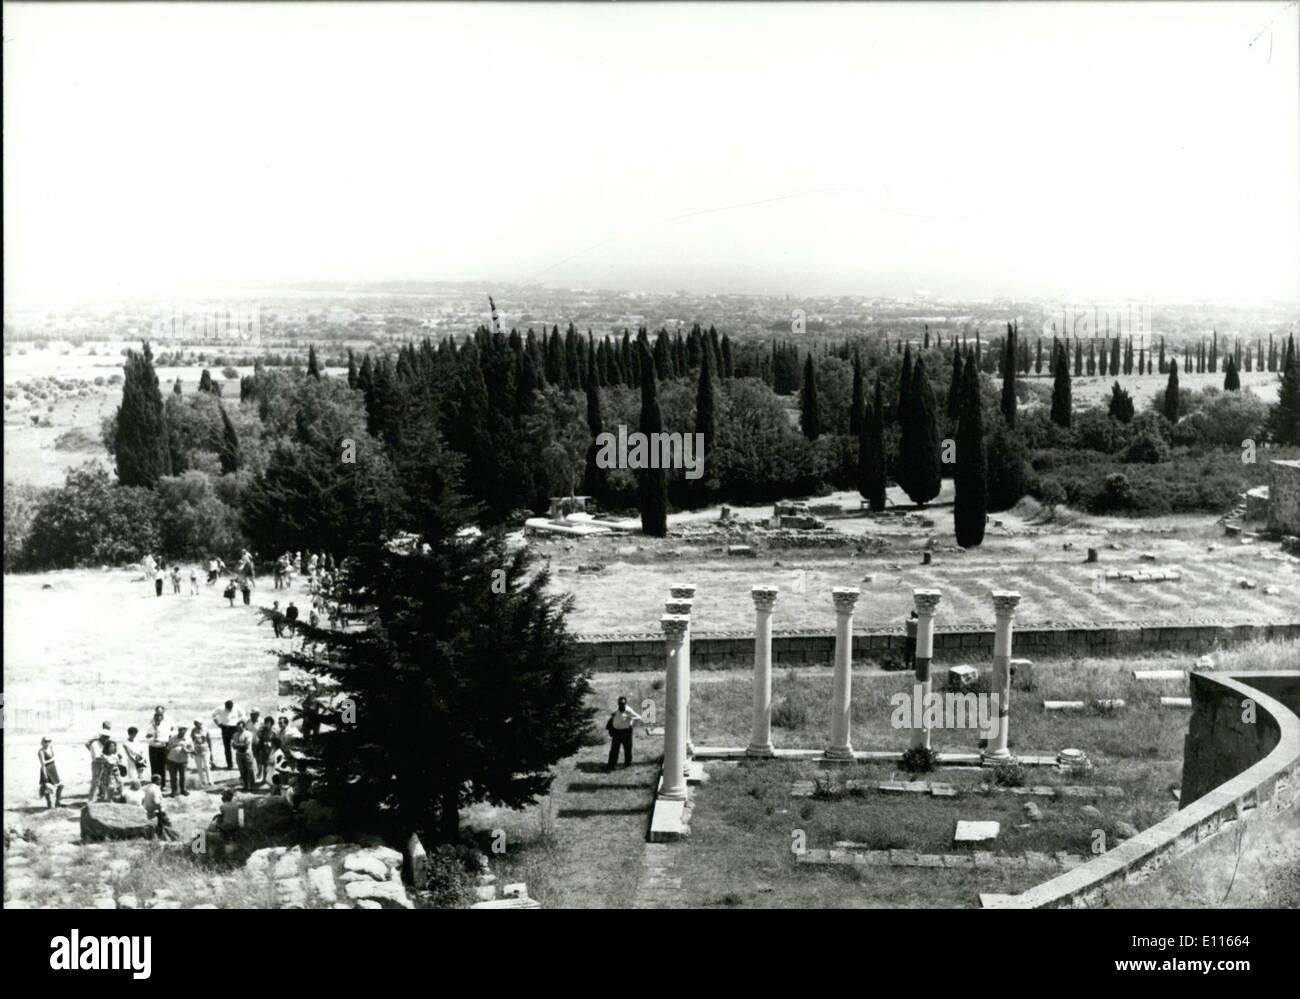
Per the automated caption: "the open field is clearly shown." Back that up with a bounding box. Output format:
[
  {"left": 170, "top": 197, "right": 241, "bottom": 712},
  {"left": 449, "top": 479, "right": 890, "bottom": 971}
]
[{"left": 542, "top": 499, "right": 1300, "bottom": 637}]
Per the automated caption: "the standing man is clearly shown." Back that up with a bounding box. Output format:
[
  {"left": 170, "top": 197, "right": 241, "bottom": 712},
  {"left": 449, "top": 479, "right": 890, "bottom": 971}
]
[
  {"left": 605, "top": 696, "right": 643, "bottom": 772},
  {"left": 85, "top": 722, "right": 112, "bottom": 802},
  {"left": 145, "top": 706, "right": 172, "bottom": 786},
  {"left": 213, "top": 700, "right": 244, "bottom": 770}
]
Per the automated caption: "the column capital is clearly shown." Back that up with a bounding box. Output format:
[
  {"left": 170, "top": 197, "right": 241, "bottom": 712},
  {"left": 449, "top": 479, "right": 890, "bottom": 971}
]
[
  {"left": 669, "top": 583, "right": 697, "bottom": 600},
  {"left": 832, "top": 587, "right": 861, "bottom": 613},
  {"left": 660, "top": 614, "right": 690, "bottom": 641},
  {"left": 913, "top": 589, "right": 943, "bottom": 615},
  {"left": 751, "top": 585, "right": 779, "bottom": 612},
  {"left": 991, "top": 591, "right": 1022, "bottom": 617},
  {"left": 664, "top": 599, "right": 693, "bottom": 617}
]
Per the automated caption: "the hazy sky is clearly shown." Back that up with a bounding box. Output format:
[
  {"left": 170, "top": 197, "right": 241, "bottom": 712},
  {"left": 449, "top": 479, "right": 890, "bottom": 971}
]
[{"left": 4, "top": 2, "right": 1298, "bottom": 307}]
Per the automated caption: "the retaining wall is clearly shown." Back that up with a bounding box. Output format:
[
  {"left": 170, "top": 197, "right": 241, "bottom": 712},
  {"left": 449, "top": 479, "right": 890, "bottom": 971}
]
[{"left": 577, "top": 622, "right": 1300, "bottom": 671}]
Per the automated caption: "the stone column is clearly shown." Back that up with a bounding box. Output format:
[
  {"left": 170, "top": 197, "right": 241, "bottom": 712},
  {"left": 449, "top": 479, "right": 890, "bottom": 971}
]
[
  {"left": 826, "top": 587, "right": 860, "bottom": 760},
  {"left": 911, "top": 589, "right": 942, "bottom": 750},
  {"left": 746, "top": 586, "right": 780, "bottom": 757},
  {"left": 983, "top": 591, "right": 1021, "bottom": 762},
  {"left": 669, "top": 584, "right": 696, "bottom": 757},
  {"left": 664, "top": 598, "right": 693, "bottom": 775},
  {"left": 658, "top": 614, "right": 690, "bottom": 802}
]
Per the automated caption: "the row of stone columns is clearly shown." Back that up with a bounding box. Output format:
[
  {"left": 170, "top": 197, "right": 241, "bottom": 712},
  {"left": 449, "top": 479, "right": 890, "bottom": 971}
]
[{"left": 657, "top": 584, "right": 1023, "bottom": 801}]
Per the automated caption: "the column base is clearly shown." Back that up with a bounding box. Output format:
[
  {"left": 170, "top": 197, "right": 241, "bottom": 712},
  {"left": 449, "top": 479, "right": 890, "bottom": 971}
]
[
  {"left": 981, "top": 750, "right": 1018, "bottom": 766},
  {"left": 823, "top": 745, "right": 855, "bottom": 764},
  {"left": 745, "top": 743, "right": 775, "bottom": 758},
  {"left": 657, "top": 787, "right": 688, "bottom": 803}
]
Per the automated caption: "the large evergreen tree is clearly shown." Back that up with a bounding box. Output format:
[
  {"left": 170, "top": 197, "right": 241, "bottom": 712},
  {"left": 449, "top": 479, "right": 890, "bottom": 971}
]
[
  {"left": 115, "top": 342, "right": 171, "bottom": 487},
  {"left": 307, "top": 345, "right": 322, "bottom": 380},
  {"left": 800, "top": 353, "right": 821, "bottom": 440},
  {"left": 218, "top": 403, "right": 241, "bottom": 474},
  {"left": 1163, "top": 359, "right": 1181, "bottom": 423},
  {"left": 849, "top": 355, "right": 864, "bottom": 436},
  {"left": 693, "top": 352, "right": 716, "bottom": 506},
  {"left": 581, "top": 368, "right": 609, "bottom": 502},
  {"left": 1000, "top": 325, "right": 1017, "bottom": 426},
  {"left": 900, "top": 358, "right": 942, "bottom": 505},
  {"left": 1224, "top": 355, "right": 1240, "bottom": 391},
  {"left": 947, "top": 347, "right": 964, "bottom": 419},
  {"left": 1050, "top": 341, "right": 1072, "bottom": 428},
  {"left": 859, "top": 377, "right": 887, "bottom": 512},
  {"left": 1272, "top": 336, "right": 1300, "bottom": 445},
  {"left": 637, "top": 343, "right": 668, "bottom": 537},
  {"left": 953, "top": 358, "right": 986, "bottom": 548}
]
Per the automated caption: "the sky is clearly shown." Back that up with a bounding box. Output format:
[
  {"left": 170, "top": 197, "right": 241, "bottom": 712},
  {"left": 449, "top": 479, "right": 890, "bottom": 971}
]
[{"left": 4, "top": 1, "right": 1298, "bottom": 308}]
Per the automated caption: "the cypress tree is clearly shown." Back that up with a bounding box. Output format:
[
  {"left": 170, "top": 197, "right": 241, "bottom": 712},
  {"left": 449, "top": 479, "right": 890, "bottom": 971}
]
[
  {"left": 1035, "top": 339, "right": 1043, "bottom": 375},
  {"left": 1099, "top": 339, "right": 1109, "bottom": 377},
  {"left": 581, "top": 371, "right": 608, "bottom": 502},
  {"left": 565, "top": 323, "right": 581, "bottom": 389},
  {"left": 1050, "top": 341, "right": 1072, "bottom": 428},
  {"left": 953, "top": 358, "right": 987, "bottom": 548},
  {"left": 1000, "top": 326, "right": 1017, "bottom": 426},
  {"left": 637, "top": 343, "right": 668, "bottom": 537},
  {"left": 849, "top": 355, "right": 864, "bottom": 436},
  {"left": 1271, "top": 336, "right": 1300, "bottom": 445},
  {"left": 901, "top": 358, "right": 942, "bottom": 505},
  {"left": 721, "top": 334, "right": 734, "bottom": 378},
  {"left": 800, "top": 353, "right": 821, "bottom": 440},
  {"left": 947, "top": 347, "right": 964, "bottom": 419},
  {"left": 694, "top": 352, "right": 715, "bottom": 505},
  {"left": 1110, "top": 337, "right": 1121, "bottom": 376},
  {"left": 172, "top": 376, "right": 182, "bottom": 396},
  {"left": 347, "top": 349, "right": 358, "bottom": 389},
  {"left": 198, "top": 368, "right": 215, "bottom": 394},
  {"left": 1224, "top": 355, "right": 1240, "bottom": 391},
  {"left": 1073, "top": 339, "right": 1082, "bottom": 376},
  {"left": 1163, "top": 359, "right": 1181, "bottom": 423},
  {"left": 862, "top": 377, "right": 887, "bottom": 511},
  {"left": 307, "top": 345, "right": 322, "bottom": 380},
  {"left": 898, "top": 344, "right": 914, "bottom": 425},
  {"left": 1158, "top": 338, "right": 1166, "bottom": 374},
  {"left": 115, "top": 341, "right": 171, "bottom": 487},
  {"left": 218, "top": 403, "right": 241, "bottom": 474}
]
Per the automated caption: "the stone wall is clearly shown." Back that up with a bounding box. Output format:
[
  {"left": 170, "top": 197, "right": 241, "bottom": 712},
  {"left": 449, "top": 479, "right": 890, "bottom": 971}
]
[
  {"left": 1268, "top": 459, "right": 1300, "bottom": 534},
  {"left": 1008, "top": 670, "right": 1300, "bottom": 909},
  {"left": 577, "top": 622, "right": 1300, "bottom": 671}
]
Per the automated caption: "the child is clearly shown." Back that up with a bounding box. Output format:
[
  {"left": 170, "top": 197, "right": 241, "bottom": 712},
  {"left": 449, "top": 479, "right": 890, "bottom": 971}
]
[
  {"left": 189, "top": 566, "right": 199, "bottom": 596},
  {"left": 171, "top": 565, "right": 182, "bottom": 594},
  {"left": 224, "top": 580, "right": 237, "bottom": 607},
  {"left": 190, "top": 720, "right": 213, "bottom": 788},
  {"left": 38, "top": 738, "right": 63, "bottom": 808},
  {"left": 239, "top": 578, "right": 252, "bottom": 606}
]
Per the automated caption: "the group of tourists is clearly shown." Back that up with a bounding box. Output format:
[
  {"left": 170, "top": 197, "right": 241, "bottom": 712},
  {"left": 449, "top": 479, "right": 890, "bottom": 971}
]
[{"left": 139, "top": 554, "right": 199, "bottom": 597}]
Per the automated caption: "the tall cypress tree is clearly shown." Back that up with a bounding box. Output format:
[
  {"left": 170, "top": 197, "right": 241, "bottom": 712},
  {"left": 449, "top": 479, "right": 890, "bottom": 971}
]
[
  {"left": 218, "top": 403, "right": 241, "bottom": 474},
  {"left": 1035, "top": 339, "right": 1043, "bottom": 375},
  {"left": 859, "top": 376, "right": 887, "bottom": 512},
  {"left": 898, "top": 344, "right": 914, "bottom": 425},
  {"left": 901, "top": 358, "right": 942, "bottom": 505},
  {"left": 693, "top": 352, "right": 716, "bottom": 505},
  {"left": 800, "top": 353, "right": 821, "bottom": 440},
  {"left": 115, "top": 341, "right": 170, "bottom": 487},
  {"left": 581, "top": 370, "right": 609, "bottom": 502},
  {"left": 1272, "top": 336, "right": 1300, "bottom": 445},
  {"left": 1000, "top": 326, "right": 1017, "bottom": 426},
  {"left": 954, "top": 358, "right": 986, "bottom": 548},
  {"left": 947, "top": 347, "right": 964, "bottom": 419},
  {"left": 1050, "top": 341, "right": 1072, "bottom": 428},
  {"left": 307, "top": 345, "right": 322, "bottom": 380},
  {"left": 1163, "top": 359, "right": 1181, "bottom": 423},
  {"left": 198, "top": 368, "right": 215, "bottom": 394},
  {"left": 637, "top": 343, "right": 668, "bottom": 537},
  {"left": 849, "top": 355, "right": 864, "bottom": 436},
  {"left": 347, "top": 349, "right": 358, "bottom": 389}
]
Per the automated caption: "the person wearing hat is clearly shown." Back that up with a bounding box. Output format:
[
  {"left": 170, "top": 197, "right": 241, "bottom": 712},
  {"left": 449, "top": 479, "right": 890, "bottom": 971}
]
[{"left": 85, "top": 722, "right": 112, "bottom": 802}]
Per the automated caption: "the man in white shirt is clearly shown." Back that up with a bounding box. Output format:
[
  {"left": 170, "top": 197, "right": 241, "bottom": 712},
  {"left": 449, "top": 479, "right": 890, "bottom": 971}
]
[
  {"left": 212, "top": 700, "right": 245, "bottom": 770},
  {"left": 606, "top": 696, "right": 643, "bottom": 771},
  {"left": 145, "top": 707, "right": 172, "bottom": 785}
]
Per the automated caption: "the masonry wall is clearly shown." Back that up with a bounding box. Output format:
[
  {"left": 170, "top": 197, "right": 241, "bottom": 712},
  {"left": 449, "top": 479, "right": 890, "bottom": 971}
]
[
  {"left": 576, "top": 622, "right": 1300, "bottom": 671},
  {"left": 1268, "top": 460, "right": 1300, "bottom": 535}
]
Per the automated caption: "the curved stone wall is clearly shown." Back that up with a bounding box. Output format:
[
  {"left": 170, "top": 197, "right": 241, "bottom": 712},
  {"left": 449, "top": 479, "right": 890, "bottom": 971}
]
[{"left": 1007, "top": 670, "right": 1300, "bottom": 908}]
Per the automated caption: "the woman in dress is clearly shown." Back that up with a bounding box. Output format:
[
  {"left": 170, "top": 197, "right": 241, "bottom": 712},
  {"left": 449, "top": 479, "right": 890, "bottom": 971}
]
[{"left": 38, "top": 738, "right": 63, "bottom": 808}]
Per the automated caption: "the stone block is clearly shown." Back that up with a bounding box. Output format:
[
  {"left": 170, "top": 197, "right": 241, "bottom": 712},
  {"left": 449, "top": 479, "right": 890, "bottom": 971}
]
[{"left": 954, "top": 820, "right": 1000, "bottom": 843}]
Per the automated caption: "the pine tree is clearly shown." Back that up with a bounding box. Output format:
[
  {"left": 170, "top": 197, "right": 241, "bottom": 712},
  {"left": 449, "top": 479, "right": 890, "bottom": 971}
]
[
  {"left": 900, "top": 358, "right": 942, "bottom": 505},
  {"left": 218, "top": 403, "right": 241, "bottom": 473},
  {"left": 1000, "top": 326, "right": 1017, "bottom": 426},
  {"left": 1050, "top": 342, "right": 1072, "bottom": 428},
  {"left": 307, "top": 345, "right": 322, "bottom": 380},
  {"left": 1271, "top": 336, "right": 1300, "bottom": 445},
  {"left": 637, "top": 343, "right": 668, "bottom": 537},
  {"left": 1163, "top": 359, "right": 1181, "bottom": 423},
  {"left": 800, "top": 353, "right": 821, "bottom": 440},
  {"left": 954, "top": 358, "right": 986, "bottom": 548},
  {"left": 1224, "top": 355, "right": 1240, "bottom": 391},
  {"left": 115, "top": 342, "right": 171, "bottom": 487}
]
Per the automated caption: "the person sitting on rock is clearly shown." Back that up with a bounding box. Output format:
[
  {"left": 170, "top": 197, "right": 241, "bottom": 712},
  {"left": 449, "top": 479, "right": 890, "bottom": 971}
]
[
  {"left": 143, "top": 774, "right": 179, "bottom": 842},
  {"left": 211, "top": 788, "right": 243, "bottom": 841},
  {"left": 38, "top": 737, "right": 63, "bottom": 809}
]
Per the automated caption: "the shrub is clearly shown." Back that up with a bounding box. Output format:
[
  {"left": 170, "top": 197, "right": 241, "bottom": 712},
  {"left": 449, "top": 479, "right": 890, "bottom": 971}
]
[
  {"left": 1033, "top": 475, "right": 1068, "bottom": 509},
  {"left": 771, "top": 690, "right": 810, "bottom": 729},
  {"left": 900, "top": 746, "right": 937, "bottom": 775},
  {"left": 1071, "top": 407, "right": 1129, "bottom": 453},
  {"left": 812, "top": 771, "right": 845, "bottom": 800},
  {"left": 991, "top": 762, "right": 1027, "bottom": 788},
  {"left": 22, "top": 463, "right": 160, "bottom": 569},
  {"left": 986, "top": 424, "right": 1030, "bottom": 512},
  {"left": 421, "top": 844, "right": 477, "bottom": 908},
  {"left": 1123, "top": 431, "right": 1170, "bottom": 464}
]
